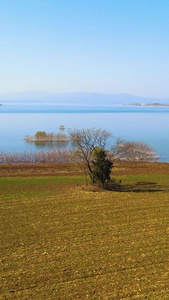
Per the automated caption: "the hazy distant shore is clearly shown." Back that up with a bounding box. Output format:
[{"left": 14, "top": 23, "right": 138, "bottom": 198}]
[
  {"left": 121, "top": 103, "right": 169, "bottom": 107},
  {"left": 1, "top": 92, "right": 169, "bottom": 107}
]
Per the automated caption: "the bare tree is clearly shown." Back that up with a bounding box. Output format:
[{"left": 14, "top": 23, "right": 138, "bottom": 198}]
[
  {"left": 110, "top": 139, "right": 159, "bottom": 162},
  {"left": 69, "top": 128, "right": 112, "bottom": 182}
]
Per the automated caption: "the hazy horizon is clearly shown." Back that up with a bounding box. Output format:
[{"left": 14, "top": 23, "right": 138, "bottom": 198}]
[{"left": 0, "top": 91, "right": 169, "bottom": 106}]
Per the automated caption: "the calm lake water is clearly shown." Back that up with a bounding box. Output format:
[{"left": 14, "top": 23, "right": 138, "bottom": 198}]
[{"left": 0, "top": 105, "right": 169, "bottom": 162}]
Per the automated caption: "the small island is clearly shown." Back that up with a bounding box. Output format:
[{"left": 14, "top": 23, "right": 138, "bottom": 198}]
[
  {"left": 25, "top": 131, "right": 72, "bottom": 143},
  {"left": 59, "top": 125, "right": 65, "bottom": 130}
]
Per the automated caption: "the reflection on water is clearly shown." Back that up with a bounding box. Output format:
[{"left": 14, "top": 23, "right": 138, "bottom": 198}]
[{"left": 25, "top": 140, "right": 76, "bottom": 151}]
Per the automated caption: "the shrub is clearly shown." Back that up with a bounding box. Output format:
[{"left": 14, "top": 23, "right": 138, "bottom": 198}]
[{"left": 92, "top": 149, "right": 113, "bottom": 188}]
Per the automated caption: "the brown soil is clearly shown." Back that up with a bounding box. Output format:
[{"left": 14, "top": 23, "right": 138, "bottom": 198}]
[
  {"left": 114, "top": 161, "right": 169, "bottom": 175},
  {"left": 0, "top": 161, "right": 169, "bottom": 177}
]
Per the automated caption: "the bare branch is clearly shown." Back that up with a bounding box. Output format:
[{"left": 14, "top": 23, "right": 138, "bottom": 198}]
[
  {"left": 69, "top": 128, "right": 112, "bottom": 180},
  {"left": 110, "top": 140, "right": 159, "bottom": 162}
]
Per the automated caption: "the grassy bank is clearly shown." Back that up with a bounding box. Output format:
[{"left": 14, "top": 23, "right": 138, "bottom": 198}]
[{"left": 0, "top": 166, "right": 169, "bottom": 299}]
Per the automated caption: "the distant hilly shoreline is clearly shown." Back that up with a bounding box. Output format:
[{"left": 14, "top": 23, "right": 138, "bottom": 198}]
[{"left": 0, "top": 92, "right": 169, "bottom": 106}]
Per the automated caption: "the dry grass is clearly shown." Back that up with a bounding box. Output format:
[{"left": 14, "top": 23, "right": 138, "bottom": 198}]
[
  {"left": 0, "top": 164, "right": 169, "bottom": 299},
  {"left": 1, "top": 161, "right": 169, "bottom": 177}
]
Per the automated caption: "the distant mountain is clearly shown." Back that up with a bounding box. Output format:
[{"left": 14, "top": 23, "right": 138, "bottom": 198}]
[{"left": 0, "top": 92, "right": 169, "bottom": 106}]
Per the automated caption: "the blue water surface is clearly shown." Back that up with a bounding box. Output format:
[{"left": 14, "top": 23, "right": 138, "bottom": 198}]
[{"left": 0, "top": 104, "right": 169, "bottom": 162}]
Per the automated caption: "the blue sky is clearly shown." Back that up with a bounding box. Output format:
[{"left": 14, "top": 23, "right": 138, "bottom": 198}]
[{"left": 0, "top": 0, "right": 169, "bottom": 98}]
